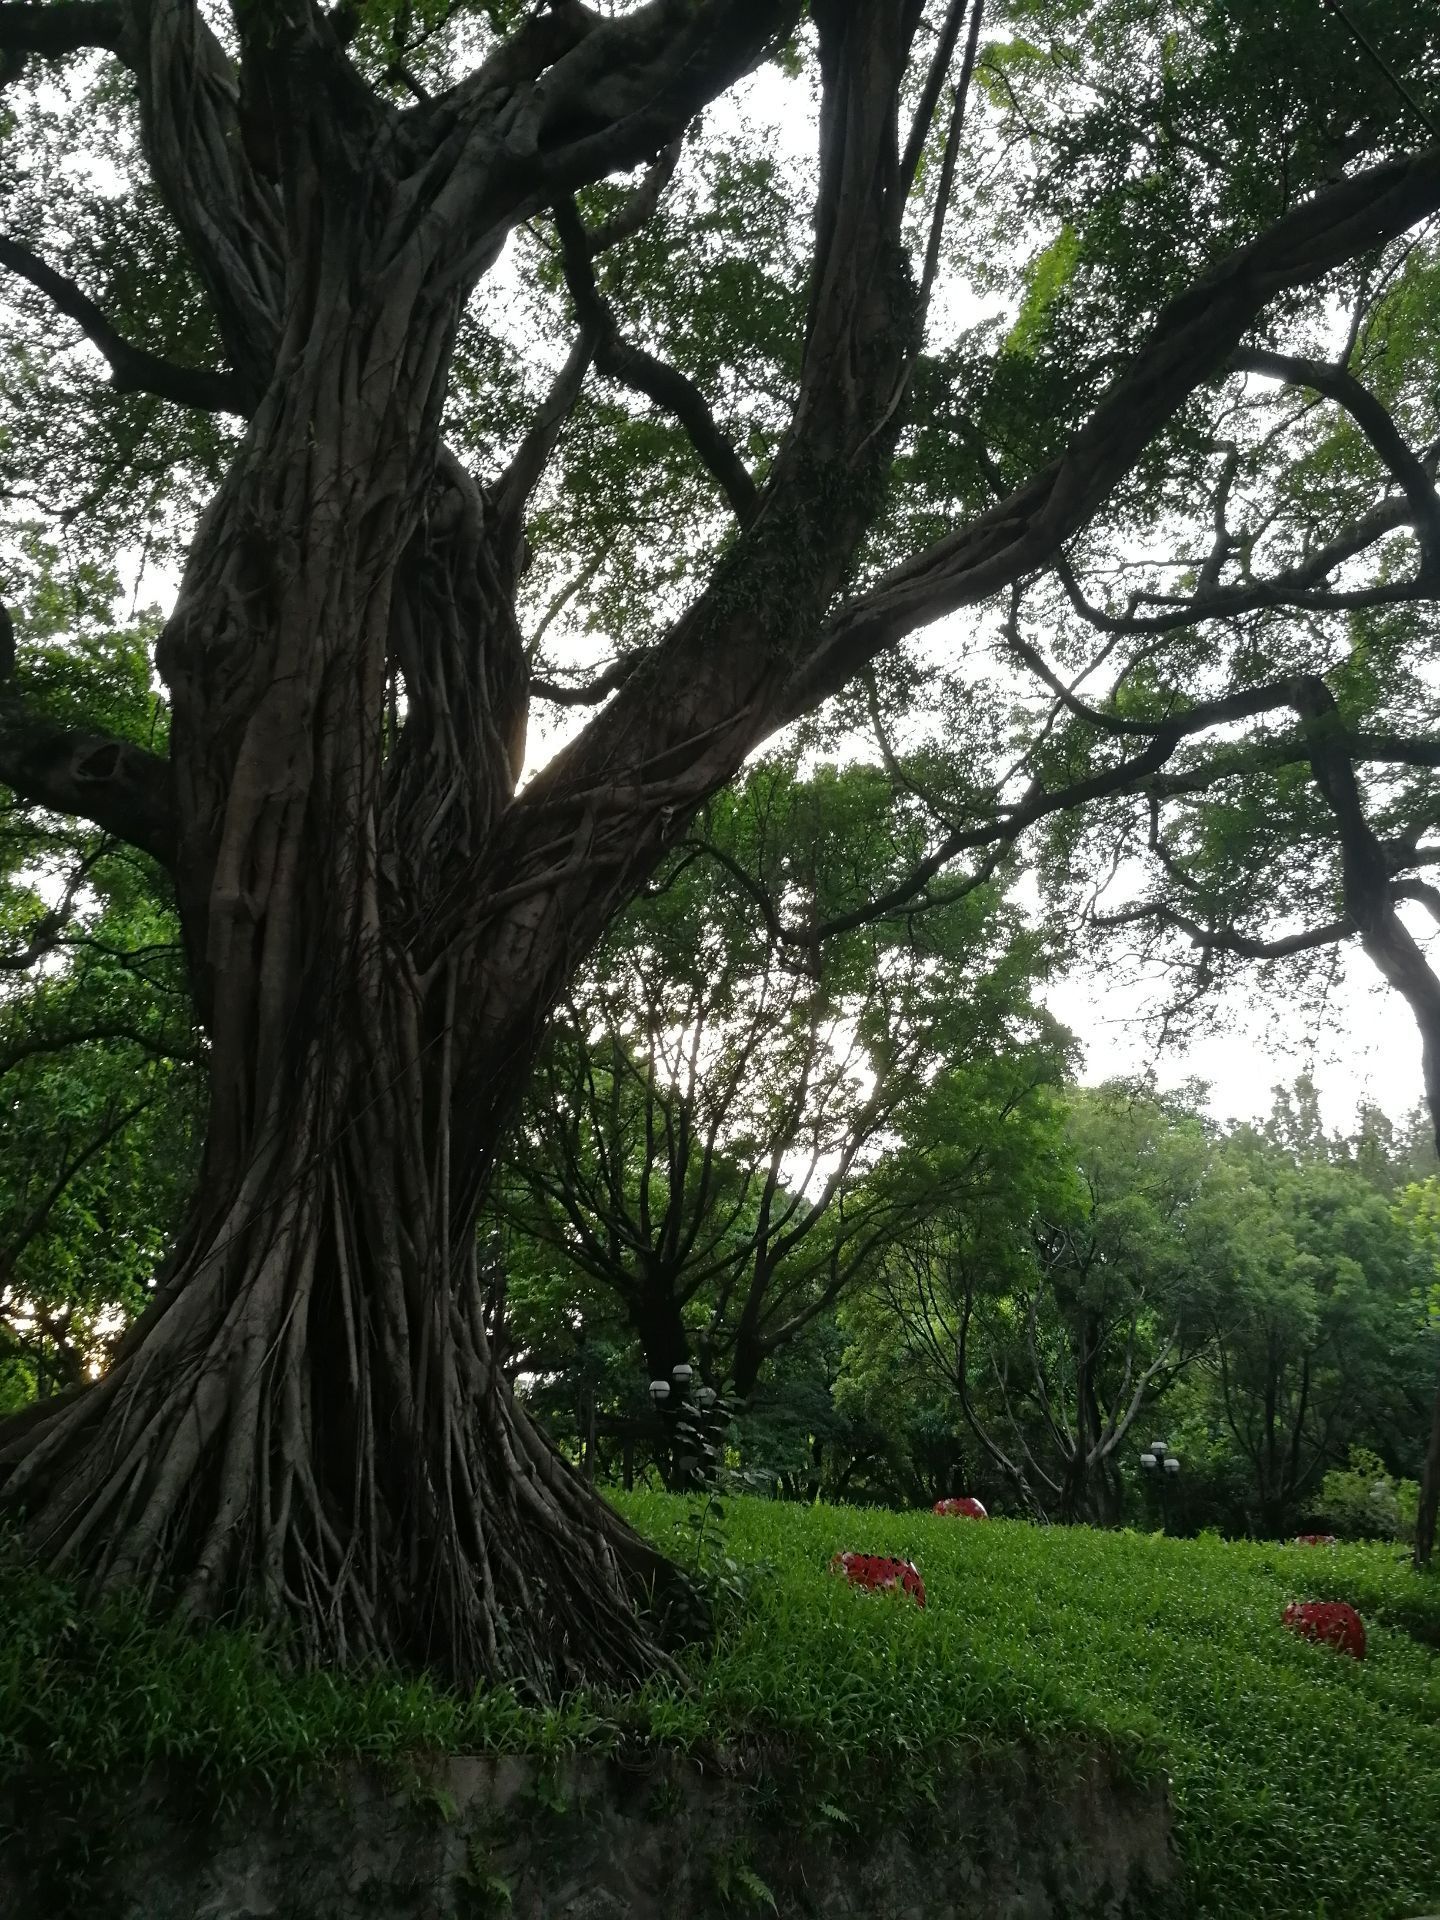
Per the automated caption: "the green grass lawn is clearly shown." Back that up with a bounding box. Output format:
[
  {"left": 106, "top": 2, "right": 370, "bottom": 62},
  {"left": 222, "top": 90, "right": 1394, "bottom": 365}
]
[
  {"left": 615, "top": 1492, "right": 1440, "bottom": 1920},
  {"left": 3, "top": 1497, "right": 1438, "bottom": 1919}
]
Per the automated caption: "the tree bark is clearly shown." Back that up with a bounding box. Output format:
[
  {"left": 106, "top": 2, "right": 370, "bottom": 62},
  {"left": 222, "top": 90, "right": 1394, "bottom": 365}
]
[
  {"left": 1416, "top": 1374, "right": 1440, "bottom": 1571},
  {"left": 0, "top": 260, "right": 688, "bottom": 1688}
]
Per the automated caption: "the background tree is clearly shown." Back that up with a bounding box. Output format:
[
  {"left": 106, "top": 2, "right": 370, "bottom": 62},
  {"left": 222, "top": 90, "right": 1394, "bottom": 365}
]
[
  {"left": 848, "top": 0, "right": 1440, "bottom": 1562},
  {"left": 1189, "top": 1123, "right": 1423, "bottom": 1533},
  {"left": 1388, "top": 1171, "right": 1440, "bottom": 1560},
  {"left": 500, "top": 756, "right": 1056, "bottom": 1412},
  {"left": 865, "top": 1080, "right": 1210, "bottom": 1522}
]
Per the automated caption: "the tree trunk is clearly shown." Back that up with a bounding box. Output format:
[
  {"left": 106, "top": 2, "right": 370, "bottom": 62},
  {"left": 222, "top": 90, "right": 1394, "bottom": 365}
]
[
  {"left": 1057, "top": 1314, "right": 1096, "bottom": 1524},
  {"left": 731, "top": 1330, "right": 766, "bottom": 1403},
  {"left": 629, "top": 1286, "right": 701, "bottom": 1490},
  {"left": 632, "top": 1285, "right": 695, "bottom": 1392},
  {"left": 1416, "top": 1374, "right": 1440, "bottom": 1571},
  {"left": 0, "top": 0, "right": 923, "bottom": 1694},
  {"left": 0, "top": 219, "right": 692, "bottom": 1693}
]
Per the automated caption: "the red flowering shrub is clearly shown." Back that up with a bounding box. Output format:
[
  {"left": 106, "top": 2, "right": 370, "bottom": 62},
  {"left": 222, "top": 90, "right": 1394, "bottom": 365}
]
[
  {"left": 829, "top": 1551, "right": 926, "bottom": 1607},
  {"left": 933, "top": 1496, "right": 988, "bottom": 1520},
  {"left": 1282, "top": 1599, "right": 1366, "bottom": 1659},
  {"left": 1292, "top": 1533, "right": 1338, "bottom": 1548}
]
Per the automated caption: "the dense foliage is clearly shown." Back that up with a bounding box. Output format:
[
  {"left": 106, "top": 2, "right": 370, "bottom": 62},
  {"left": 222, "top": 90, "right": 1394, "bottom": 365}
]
[{"left": 500, "top": 1061, "right": 1440, "bottom": 1544}]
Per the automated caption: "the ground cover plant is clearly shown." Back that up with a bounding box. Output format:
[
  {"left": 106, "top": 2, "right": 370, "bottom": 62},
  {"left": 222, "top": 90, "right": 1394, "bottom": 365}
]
[{"left": 4, "top": 1498, "right": 1438, "bottom": 1919}]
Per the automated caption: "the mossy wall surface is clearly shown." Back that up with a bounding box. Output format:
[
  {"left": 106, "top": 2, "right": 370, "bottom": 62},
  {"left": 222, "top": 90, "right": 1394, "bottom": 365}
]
[{"left": 0, "top": 1746, "right": 1178, "bottom": 1919}]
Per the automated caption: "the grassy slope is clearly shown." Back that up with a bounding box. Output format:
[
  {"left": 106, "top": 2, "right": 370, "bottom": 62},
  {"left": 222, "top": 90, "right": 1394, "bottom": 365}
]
[
  {"left": 615, "top": 1493, "right": 1440, "bottom": 1920},
  {"left": 3, "top": 1497, "right": 1438, "bottom": 1919}
]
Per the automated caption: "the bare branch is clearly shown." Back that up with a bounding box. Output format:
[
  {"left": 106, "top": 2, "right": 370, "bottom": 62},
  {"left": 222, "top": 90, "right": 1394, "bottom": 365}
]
[
  {"left": 491, "top": 328, "right": 599, "bottom": 546},
  {"left": 587, "top": 139, "right": 684, "bottom": 257},
  {"left": 1234, "top": 346, "right": 1440, "bottom": 570},
  {"left": 530, "top": 652, "right": 644, "bottom": 708},
  {"left": 553, "top": 200, "right": 759, "bottom": 525},
  {"left": 781, "top": 141, "right": 1440, "bottom": 718},
  {"left": 900, "top": 0, "right": 971, "bottom": 196},
  {"left": 1094, "top": 899, "right": 1355, "bottom": 961},
  {"left": 491, "top": 142, "right": 688, "bottom": 545},
  {"left": 915, "top": 0, "right": 984, "bottom": 331},
  {"left": 0, "top": 844, "right": 105, "bottom": 971},
  {"left": 0, "top": 1024, "right": 203, "bottom": 1076}
]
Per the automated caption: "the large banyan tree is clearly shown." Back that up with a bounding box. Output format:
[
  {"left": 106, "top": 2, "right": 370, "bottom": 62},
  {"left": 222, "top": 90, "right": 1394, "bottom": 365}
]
[{"left": 2, "top": 0, "right": 1440, "bottom": 1687}]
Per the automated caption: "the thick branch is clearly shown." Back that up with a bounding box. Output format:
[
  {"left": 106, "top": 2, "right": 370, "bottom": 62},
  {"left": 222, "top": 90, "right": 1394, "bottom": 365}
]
[
  {"left": 1293, "top": 675, "right": 1440, "bottom": 1148},
  {"left": 1392, "top": 877, "right": 1440, "bottom": 925},
  {"left": 899, "top": 0, "right": 970, "bottom": 195},
  {"left": 0, "top": 705, "right": 174, "bottom": 867},
  {"left": 132, "top": 0, "right": 286, "bottom": 400},
  {"left": 783, "top": 142, "right": 1440, "bottom": 718},
  {"left": 0, "top": 610, "right": 174, "bottom": 866},
  {"left": 0, "top": 235, "right": 243, "bottom": 414},
  {"left": 418, "top": 0, "right": 803, "bottom": 297},
  {"left": 1095, "top": 900, "right": 1354, "bottom": 961},
  {"left": 554, "top": 201, "right": 759, "bottom": 525},
  {"left": 1234, "top": 345, "right": 1440, "bottom": 570},
  {"left": 458, "top": 20, "right": 1440, "bottom": 1129}
]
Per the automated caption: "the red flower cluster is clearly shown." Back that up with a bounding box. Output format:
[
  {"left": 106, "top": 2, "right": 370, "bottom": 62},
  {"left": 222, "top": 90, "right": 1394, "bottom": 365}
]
[
  {"left": 1282, "top": 1599, "right": 1366, "bottom": 1660},
  {"left": 829, "top": 1551, "right": 926, "bottom": 1607},
  {"left": 933, "top": 1496, "right": 988, "bottom": 1520},
  {"left": 1292, "top": 1533, "right": 1338, "bottom": 1548}
]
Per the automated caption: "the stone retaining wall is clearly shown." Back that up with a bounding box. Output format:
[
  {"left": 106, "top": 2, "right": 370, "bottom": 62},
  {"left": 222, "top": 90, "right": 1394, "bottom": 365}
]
[{"left": 2, "top": 1745, "right": 1180, "bottom": 1918}]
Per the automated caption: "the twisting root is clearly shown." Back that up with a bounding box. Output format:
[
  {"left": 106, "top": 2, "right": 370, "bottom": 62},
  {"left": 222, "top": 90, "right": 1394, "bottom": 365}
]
[{"left": 0, "top": 1037, "right": 691, "bottom": 1696}]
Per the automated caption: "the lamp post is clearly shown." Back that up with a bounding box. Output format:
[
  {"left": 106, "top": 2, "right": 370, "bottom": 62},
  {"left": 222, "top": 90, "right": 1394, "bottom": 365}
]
[
  {"left": 1140, "top": 1439, "right": 1181, "bottom": 1532},
  {"left": 649, "top": 1363, "right": 724, "bottom": 1490}
]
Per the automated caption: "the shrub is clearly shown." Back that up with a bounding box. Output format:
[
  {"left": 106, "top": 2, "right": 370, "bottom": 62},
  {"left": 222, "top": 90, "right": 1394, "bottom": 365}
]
[{"left": 1313, "top": 1447, "right": 1419, "bottom": 1543}]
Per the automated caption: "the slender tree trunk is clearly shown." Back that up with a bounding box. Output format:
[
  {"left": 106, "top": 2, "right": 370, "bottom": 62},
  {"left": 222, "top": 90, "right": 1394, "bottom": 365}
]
[
  {"left": 1416, "top": 1374, "right": 1440, "bottom": 1571},
  {"left": 1058, "top": 1316, "right": 1095, "bottom": 1523}
]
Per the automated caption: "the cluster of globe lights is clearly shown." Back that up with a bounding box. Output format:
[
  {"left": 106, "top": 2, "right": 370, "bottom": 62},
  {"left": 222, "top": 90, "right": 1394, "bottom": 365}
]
[
  {"left": 648, "top": 1363, "right": 717, "bottom": 1411},
  {"left": 1140, "top": 1438, "right": 1182, "bottom": 1476}
]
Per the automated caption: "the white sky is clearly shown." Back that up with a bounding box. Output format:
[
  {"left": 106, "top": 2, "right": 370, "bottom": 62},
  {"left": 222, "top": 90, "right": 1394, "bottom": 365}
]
[{"left": 1047, "top": 951, "right": 1421, "bottom": 1132}]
